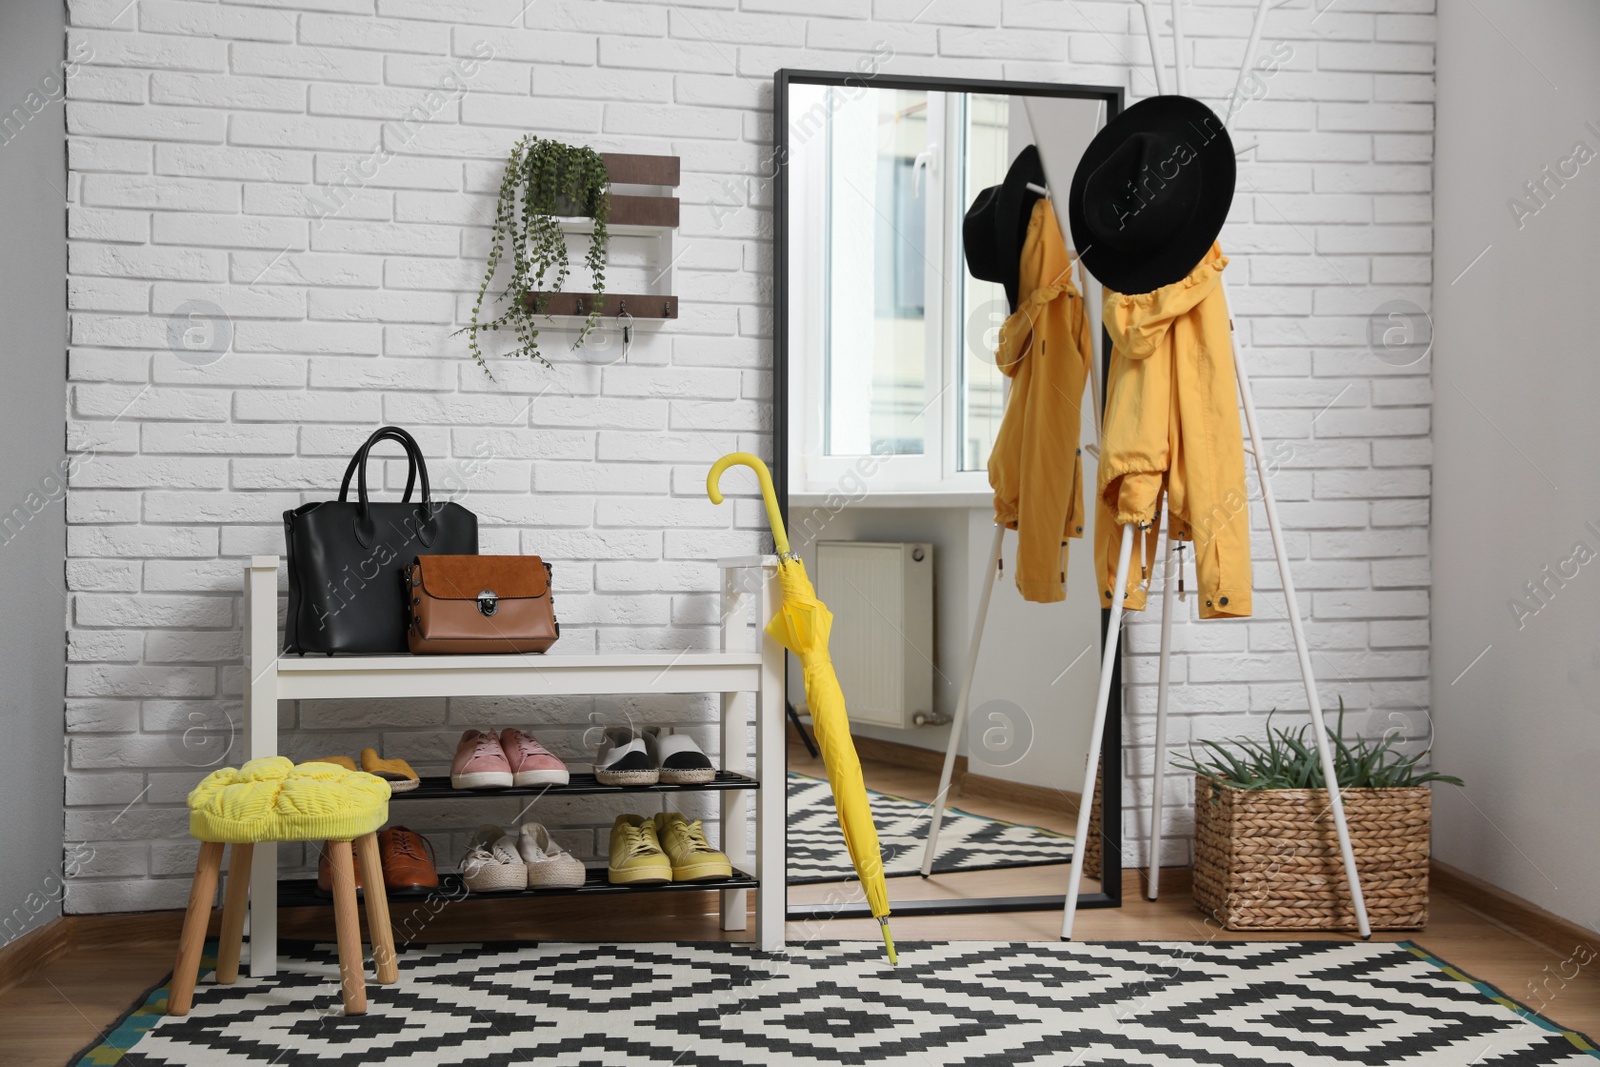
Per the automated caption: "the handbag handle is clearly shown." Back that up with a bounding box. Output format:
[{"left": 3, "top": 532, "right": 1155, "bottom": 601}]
[
  {"left": 338, "top": 427, "right": 420, "bottom": 504},
  {"left": 345, "top": 426, "right": 437, "bottom": 549}
]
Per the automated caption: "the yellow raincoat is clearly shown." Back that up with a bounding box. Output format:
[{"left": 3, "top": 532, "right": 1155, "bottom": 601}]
[
  {"left": 988, "top": 200, "right": 1094, "bottom": 603},
  {"left": 1094, "top": 243, "right": 1252, "bottom": 620}
]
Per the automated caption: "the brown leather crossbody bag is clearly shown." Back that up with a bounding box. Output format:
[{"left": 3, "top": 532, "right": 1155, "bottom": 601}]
[{"left": 403, "top": 555, "right": 559, "bottom": 654}]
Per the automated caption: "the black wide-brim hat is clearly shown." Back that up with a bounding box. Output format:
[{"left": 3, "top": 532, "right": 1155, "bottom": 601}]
[
  {"left": 963, "top": 144, "right": 1046, "bottom": 311},
  {"left": 1068, "top": 95, "right": 1235, "bottom": 296}
]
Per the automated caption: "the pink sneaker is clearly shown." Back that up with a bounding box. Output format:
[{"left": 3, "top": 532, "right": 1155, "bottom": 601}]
[
  {"left": 451, "top": 729, "right": 513, "bottom": 790},
  {"left": 501, "top": 727, "right": 570, "bottom": 787}
]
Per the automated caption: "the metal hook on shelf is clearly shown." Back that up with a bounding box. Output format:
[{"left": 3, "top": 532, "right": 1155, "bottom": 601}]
[{"left": 618, "top": 300, "right": 633, "bottom": 362}]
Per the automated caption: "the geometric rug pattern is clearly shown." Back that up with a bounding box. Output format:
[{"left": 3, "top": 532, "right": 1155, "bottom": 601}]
[
  {"left": 75, "top": 939, "right": 1600, "bottom": 1065},
  {"left": 786, "top": 772, "right": 1073, "bottom": 885}
]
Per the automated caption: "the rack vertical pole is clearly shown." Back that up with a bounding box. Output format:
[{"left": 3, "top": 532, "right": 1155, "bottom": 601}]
[
  {"left": 1061, "top": 523, "right": 1135, "bottom": 940},
  {"left": 719, "top": 562, "right": 751, "bottom": 932},
  {"left": 755, "top": 558, "right": 786, "bottom": 952},
  {"left": 1146, "top": 527, "right": 1178, "bottom": 898},
  {"left": 920, "top": 524, "right": 1005, "bottom": 877},
  {"left": 1134, "top": 0, "right": 1170, "bottom": 96},
  {"left": 1227, "top": 0, "right": 1275, "bottom": 127},
  {"left": 244, "top": 555, "right": 280, "bottom": 977},
  {"left": 1169, "top": 0, "right": 1188, "bottom": 96}
]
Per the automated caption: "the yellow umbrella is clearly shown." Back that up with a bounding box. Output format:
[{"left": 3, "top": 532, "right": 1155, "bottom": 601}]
[{"left": 707, "top": 452, "right": 896, "bottom": 965}]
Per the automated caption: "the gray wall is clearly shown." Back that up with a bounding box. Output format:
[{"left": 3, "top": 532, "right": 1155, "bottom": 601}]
[
  {"left": 1432, "top": 0, "right": 1600, "bottom": 927},
  {"left": 0, "top": 0, "right": 69, "bottom": 943}
]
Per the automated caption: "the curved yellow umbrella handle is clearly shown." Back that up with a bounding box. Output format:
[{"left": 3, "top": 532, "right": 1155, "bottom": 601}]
[{"left": 706, "top": 452, "right": 790, "bottom": 558}]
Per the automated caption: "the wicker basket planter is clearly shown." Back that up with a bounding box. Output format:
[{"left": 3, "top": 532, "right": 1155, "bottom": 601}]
[{"left": 1192, "top": 776, "right": 1431, "bottom": 931}]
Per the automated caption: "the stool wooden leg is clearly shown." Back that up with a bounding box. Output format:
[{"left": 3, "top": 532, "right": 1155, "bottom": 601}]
[
  {"left": 214, "top": 844, "right": 254, "bottom": 985},
  {"left": 168, "top": 841, "right": 225, "bottom": 1016},
  {"left": 327, "top": 840, "right": 367, "bottom": 1015},
  {"left": 354, "top": 832, "right": 398, "bottom": 985}
]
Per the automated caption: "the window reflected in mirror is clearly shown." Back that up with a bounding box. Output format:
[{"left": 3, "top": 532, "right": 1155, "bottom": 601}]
[
  {"left": 961, "top": 93, "right": 1013, "bottom": 473},
  {"left": 792, "top": 83, "right": 1100, "bottom": 495},
  {"left": 822, "top": 86, "right": 932, "bottom": 460}
]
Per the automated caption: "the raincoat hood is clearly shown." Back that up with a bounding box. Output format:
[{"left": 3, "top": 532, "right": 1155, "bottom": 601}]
[{"left": 1104, "top": 245, "right": 1226, "bottom": 361}]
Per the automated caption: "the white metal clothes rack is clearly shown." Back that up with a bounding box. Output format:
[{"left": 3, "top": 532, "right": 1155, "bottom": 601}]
[
  {"left": 1064, "top": 0, "right": 1369, "bottom": 939},
  {"left": 917, "top": 0, "right": 1371, "bottom": 939}
]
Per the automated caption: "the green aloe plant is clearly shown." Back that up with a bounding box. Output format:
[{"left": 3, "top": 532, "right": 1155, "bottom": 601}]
[{"left": 1175, "top": 698, "right": 1464, "bottom": 793}]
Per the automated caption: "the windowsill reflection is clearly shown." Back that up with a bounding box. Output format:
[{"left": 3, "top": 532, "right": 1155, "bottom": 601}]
[{"left": 789, "top": 489, "right": 994, "bottom": 510}]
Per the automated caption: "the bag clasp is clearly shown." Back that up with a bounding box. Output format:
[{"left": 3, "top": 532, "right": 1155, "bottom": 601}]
[{"left": 476, "top": 589, "right": 498, "bottom": 617}]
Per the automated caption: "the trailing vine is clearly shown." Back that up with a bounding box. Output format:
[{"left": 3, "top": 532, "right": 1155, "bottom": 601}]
[{"left": 459, "top": 136, "right": 610, "bottom": 375}]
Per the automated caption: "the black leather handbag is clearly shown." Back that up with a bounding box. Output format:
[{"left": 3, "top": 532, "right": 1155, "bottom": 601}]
[{"left": 283, "top": 426, "right": 478, "bottom": 655}]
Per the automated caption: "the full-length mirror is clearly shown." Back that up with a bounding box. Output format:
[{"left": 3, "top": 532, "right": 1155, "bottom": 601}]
[{"left": 774, "top": 71, "right": 1124, "bottom": 920}]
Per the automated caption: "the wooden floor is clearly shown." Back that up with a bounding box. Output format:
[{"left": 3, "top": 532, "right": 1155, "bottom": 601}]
[{"left": 7, "top": 742, "right": 1597, "bottom": 1065}]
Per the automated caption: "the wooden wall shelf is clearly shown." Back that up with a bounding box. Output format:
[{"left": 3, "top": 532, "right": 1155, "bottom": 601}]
[
  {"left": 605, "top": 193, "right": 679, "bottom": 228},
  {"left": 541, "top": 151, "right": 681, "bottom": 322},
  {"left": 601, "top": 152, "right": 681, "bottom": 187},
  {"left": 523, "top": 292, "right": 677, "bottom": 319}
]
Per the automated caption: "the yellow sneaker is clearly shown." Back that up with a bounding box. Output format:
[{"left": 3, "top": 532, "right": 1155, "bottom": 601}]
[
  {"left": 608, "top": 815, "right": 671, "bottom": 885},
  {"left": 652, "top": 812, "right": 732, "bottom": 882}
]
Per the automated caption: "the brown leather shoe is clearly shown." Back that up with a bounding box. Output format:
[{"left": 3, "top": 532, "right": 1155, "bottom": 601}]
[
  {"left": 379, "top": 826, "right": 439, "bottom": 891},
  {"left": 316, "top": 842, "right": 363, "bottom": 893}
]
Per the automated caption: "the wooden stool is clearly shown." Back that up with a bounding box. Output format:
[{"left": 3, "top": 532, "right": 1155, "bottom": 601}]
[
  {"left": 170, "top": 757, "right": 398, "bottom": 1017},
  {"left": 169, "top": 835, "right": 397, "bottom": 1016}
]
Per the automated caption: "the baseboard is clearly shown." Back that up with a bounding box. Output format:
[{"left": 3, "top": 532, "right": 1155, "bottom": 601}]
[
  {"left": 959, "top": 772, "right": 1080, "bottom": 817},
  {"left": 848, "top": 734, "right": 956, "bottom": 778},
  {"left": 1431, "top": 860, "right": 1598, "bottom": 958},
  {"left": 841, "top": 734, "right": 1080, "bottom": 816},
  {"left": 0, "top": 918, "right": 71, "bottom": 995},
  {"left": 0, "top": 909, "right": 216, "bottom": 994},
  {"left": 64, "top": 909, "right": 194, "bottom": 949},
  {"left": 1122, "top": 865, "right": 1193, "bottom": 896}
]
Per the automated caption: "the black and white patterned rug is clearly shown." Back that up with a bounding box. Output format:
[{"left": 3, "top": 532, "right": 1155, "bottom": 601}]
[
  {"left": 76, "top": 940, "right": 1599, "bottom": 1065},
  {"left": 787, "top": 772, "right": 1073, "bottom": 884}
]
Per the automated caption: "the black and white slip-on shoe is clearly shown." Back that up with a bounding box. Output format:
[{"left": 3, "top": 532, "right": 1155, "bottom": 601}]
[
  {"left": 594, "top": 727, "right": 658, "bottom": 787},
  {"left": 644, "top": 726, "right": 716, "bottom": 785}
]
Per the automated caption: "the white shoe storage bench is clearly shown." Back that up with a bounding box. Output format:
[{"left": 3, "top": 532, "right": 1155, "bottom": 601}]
[{"left": 242, "top": 554, "right": 787, "bottom": 976}]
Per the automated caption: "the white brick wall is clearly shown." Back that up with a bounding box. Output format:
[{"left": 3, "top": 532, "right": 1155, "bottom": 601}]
[{"left": 61, "top": 0, "right": 1434, "bottom": 910}]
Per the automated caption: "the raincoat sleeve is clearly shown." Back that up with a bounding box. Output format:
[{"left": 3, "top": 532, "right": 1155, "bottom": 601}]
[{"left": 1006, "top": 295, "right": 1092, "bottom": 604}]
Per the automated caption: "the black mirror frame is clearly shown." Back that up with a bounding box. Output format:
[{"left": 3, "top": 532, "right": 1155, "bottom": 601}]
[{"left": 773, "top": 68, "right": 1126, "bottom": 923}]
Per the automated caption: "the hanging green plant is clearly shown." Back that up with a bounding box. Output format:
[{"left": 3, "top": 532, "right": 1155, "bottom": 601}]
[{"left": 459, "top": 135, "right": 610, "bottom": 375}]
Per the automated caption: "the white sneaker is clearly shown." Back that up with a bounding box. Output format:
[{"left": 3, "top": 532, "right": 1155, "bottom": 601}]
[
  {"left": 518, "top": 823, "right": 587, "bottom": 888},
  {"left": 594, "top": 727, "right": 658, "bottom": 786},
  {"left": 643, "top": 726, "right": 716, "bottom": 785},
  {"left": 460, "top": 824, "right": 527, "bottom": 893}
]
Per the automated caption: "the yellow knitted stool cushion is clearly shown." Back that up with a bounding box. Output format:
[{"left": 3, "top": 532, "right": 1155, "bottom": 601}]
[{"left": 187, "top": 756, "right": 390, "bottom": 843}]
